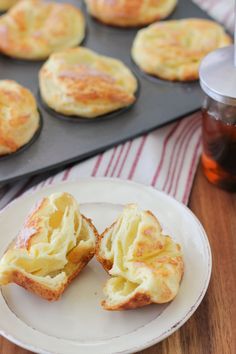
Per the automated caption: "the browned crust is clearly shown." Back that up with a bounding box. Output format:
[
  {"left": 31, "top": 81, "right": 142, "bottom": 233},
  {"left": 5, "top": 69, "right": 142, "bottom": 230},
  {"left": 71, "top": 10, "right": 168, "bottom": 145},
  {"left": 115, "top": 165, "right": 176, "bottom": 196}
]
[
  {"left": 16, "top": 197, "right": 48, "bottom": 249},
  {"left": 145, "top": 210, "right": 161, "bottom": 224},
  {"left": 85, "top": 0, "right": 177, "bottom": 28},
  {"left": 0, "top": 80, "right": 39, "bottom": 156},
  {"left": 7, "top": 215, "right": 98, "bottom": 301},
  {"left": 82, "top": 214, "right": 99, "bottom": 242},
  {"left": 61, "top": 72, "right": 135, "bottom": 105},
  {"left": 149, "top": 70, "right": 201, "bottom": 82},
  {"left": 11, "top": 256, "right": 90, "bottom": 301},
  {"left": 0, "top": 1, "right": 85, "bottom": 60},
  {"left": 102, "top": 292, "right": 152, "bottom": 310}
]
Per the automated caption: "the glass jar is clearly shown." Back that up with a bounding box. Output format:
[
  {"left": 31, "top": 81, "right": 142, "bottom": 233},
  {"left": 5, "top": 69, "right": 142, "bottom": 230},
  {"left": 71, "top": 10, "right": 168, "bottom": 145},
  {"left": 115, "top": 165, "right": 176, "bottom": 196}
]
[
  {"left": 200, "top": 45, "right": 236, "bottom": 191},
  {"left": 201, "top": 96, "right": 236, "bottom": 191}
]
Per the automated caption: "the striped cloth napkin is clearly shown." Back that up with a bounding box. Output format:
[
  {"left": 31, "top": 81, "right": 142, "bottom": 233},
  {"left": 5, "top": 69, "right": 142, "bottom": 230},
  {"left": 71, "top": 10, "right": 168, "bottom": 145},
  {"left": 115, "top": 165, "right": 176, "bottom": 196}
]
[{"left": 0, "top": 0, "right": 234, "bottom": 210}]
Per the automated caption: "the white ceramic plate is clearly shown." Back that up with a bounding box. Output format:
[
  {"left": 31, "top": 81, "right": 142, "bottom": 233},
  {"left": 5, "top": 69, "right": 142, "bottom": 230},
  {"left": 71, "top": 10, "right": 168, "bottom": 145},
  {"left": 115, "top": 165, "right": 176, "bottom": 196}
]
[{"left": 0, "top": 178, "right": 212, "bottom": 354}]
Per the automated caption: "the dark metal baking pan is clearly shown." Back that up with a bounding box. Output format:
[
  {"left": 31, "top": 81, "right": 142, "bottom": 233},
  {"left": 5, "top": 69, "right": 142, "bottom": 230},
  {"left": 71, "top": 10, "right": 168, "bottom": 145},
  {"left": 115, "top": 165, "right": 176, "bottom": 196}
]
[{"left": 0, "top": 0, "right": 218, "bottom": 185}]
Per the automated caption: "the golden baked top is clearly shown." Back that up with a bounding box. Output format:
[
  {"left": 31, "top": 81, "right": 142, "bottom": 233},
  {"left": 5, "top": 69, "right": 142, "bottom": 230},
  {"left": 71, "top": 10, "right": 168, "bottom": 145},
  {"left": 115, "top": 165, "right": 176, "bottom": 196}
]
[
  {"left": 85, "top": 0, "right": 177, "bottom": 27},
  {"left": 0, "top": 0, "right": 18, "bottom": 11},
  {"left": 0, "top": 192, "right": 97, "bottom": 300},
  {"left": 96, "top": 204, "right": 184, "bottom": 310},
  {"left": 131, "top": 18, "right": 232, "bottom": 81},
  {"left": 39, "top": 47, "right": 138, "bottom": 118},
  {"left": 0, "top": 80, "right": 39, "bottom": 156},
  {"left": 0, "top": 0, "right": 85, "bottom": 60}
]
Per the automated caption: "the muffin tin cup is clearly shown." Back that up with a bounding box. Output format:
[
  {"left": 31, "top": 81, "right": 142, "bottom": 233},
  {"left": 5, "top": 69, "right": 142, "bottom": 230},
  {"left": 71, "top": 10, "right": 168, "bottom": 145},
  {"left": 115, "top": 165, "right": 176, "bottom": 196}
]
[
  {"left": 0, "top": 109, "right": 43, "bottom": 161},
  {"left": 37, "top": 74, "right": 140, "bottom": 123}
]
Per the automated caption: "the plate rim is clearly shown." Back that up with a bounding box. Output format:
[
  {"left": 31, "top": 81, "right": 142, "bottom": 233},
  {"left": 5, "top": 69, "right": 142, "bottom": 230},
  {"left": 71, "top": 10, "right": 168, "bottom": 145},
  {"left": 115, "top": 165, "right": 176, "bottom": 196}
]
[{"left": 0, "top": 177, "right": 212, "bottom": 354}]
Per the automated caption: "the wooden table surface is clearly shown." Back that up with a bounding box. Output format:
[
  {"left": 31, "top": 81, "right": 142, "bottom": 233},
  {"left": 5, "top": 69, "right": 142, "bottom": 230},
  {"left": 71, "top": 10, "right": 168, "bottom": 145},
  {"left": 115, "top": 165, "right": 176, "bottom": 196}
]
[{"left": 0, "top": 164, "right": 235, "bottom": 354}]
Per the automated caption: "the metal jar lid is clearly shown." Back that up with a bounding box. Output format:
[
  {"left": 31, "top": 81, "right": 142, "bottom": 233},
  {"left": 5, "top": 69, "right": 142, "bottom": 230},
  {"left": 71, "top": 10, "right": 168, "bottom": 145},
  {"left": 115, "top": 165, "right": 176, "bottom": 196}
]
[{"left": 199, "top": 45, "right": 236, "bottom": 106}]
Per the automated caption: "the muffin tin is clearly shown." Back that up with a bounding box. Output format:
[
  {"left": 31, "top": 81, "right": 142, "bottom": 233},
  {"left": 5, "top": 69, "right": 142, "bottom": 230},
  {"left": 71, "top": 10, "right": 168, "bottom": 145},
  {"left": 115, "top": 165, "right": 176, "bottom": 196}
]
[{"left": 0, "top": 0, "right": 216, "bottom": 184}]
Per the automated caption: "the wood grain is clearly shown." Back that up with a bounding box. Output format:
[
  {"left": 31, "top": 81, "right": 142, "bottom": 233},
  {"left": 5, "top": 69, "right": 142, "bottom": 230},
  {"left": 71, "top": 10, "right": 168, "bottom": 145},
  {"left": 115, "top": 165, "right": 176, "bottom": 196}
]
[{"left": 0, "top": 165, "right": 235, "bottom": 354}]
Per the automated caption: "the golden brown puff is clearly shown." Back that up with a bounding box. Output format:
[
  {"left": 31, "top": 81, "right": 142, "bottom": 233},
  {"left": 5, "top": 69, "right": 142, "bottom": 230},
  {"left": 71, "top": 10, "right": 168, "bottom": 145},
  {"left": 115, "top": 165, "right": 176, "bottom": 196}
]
[
  {"left": 0, "top": 0, "right": 18, "bottom": 12},
  {"left": 132, "top": 18, "right": 232, "bottom": 82},
  {"left": 0, "top": 80, "right": 40, "bottom": 156},
  {"left": 0, "top": 0, "right": 85, "bottom": 60},
  {"left": 85, "top": 0, "right": 177, "bottom": 27},
  {"left": 0, "top": 192, "right": 98, "bottom": 301},
  {"left": 96, "top": 204, "right": 184, "bottom": 310},
  {"left": 39, "top": 47, "right": 138, "bottom": 119}
]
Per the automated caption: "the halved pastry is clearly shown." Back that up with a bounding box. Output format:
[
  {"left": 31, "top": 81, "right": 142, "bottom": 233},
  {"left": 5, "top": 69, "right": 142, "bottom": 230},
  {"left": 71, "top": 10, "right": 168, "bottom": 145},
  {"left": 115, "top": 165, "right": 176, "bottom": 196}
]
[
  {"left": 96, "top": 204, "right": 184, "bottom": 310},
  {"left": 0, "top": 192, "right": 97, "bottom": 301}
]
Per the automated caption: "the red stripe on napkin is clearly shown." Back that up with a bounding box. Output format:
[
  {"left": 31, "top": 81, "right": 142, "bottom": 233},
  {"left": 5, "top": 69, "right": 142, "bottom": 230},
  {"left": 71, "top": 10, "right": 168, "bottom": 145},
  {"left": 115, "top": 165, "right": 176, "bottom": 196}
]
[
  {"left": 172, "top": 123, "right": 201, "bottom": 196},
  {"left": 104, "top": 146, "right": 118, "bottom": 176},
  {"left": 182, "top": 137, "right": 202, "bottom": 204},
  {"left": 92, "top": 153, "right": 103, "bottom": 177},
  {"left": 117, "top": 141, "right": 133, "bottom": 177},
  {"left": 162, "top": 117, "right": 199, "bottom": 191},
  {"left": 151, "top": 122, "right": 180, "bottom": 186},
  {"left": 165, "top": 119, "right": 201, "bottom": 194}
]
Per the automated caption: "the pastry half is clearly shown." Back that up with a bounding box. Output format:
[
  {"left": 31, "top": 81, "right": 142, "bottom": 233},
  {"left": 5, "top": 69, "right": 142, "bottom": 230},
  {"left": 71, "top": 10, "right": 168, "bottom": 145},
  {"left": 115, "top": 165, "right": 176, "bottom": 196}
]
[
  {"left": 0, "top": 0, "right": 85, "bottom": 60},
  {"left": 96, "top": 204, "right": 184, "bottom": 310},
  {"left": 132, "top": 18, "right": 231, "bottom": 81},
  {"left": 85, "top": 0, "right": 177, "bottom": 27},
  {"left": 0, "top": 80, "right": 40, "bottom": 156},
  {"left": 39, "top": 47, "right": 137, "bottom": 118},
  {"left": 0, "top": 192, "right": 97, "bottom": 301}
]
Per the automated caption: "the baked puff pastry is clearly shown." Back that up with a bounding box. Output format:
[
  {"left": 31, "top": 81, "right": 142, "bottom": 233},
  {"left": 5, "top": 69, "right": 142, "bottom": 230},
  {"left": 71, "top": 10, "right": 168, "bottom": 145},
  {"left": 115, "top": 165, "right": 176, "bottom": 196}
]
[
  {"left": 96, "top": 204, "right": 184, "bottom": 310},
  {"left": 132, "top": 18, "right": 231, "bottom": 81},
  {"left": 0, "top": 192, "right": 97, "bottom": 301},
  {"left": 0, "top": 0, "right": 85, "bottom": 60},
  {"left": 85, "top": 0, "right": 177, "bottom": 27},
  {"left": 0, "top": 0, "right": 18, "bottom": 12},
  {"left": 39, "top": 47, "right": 137, "bottom": 118},
  {"left": 0, "top": 80, "right": 40, "bottom": 156}
]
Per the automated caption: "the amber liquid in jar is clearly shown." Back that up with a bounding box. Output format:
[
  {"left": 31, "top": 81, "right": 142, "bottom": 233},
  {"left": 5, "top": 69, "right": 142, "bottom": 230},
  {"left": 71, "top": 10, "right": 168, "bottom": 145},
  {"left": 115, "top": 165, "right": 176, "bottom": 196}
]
[{"left": 201, "top": 98, "right": 236, "bottom": 191}]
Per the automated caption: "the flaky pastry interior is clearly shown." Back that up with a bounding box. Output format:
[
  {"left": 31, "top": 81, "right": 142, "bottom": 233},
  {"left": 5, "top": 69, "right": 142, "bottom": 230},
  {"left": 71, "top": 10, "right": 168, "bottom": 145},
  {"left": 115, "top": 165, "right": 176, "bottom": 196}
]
[
  {"left": 0, "top": 192, "right": 97, "bottom": 301},
  {"left": 96, "top": 204, "right": 184, "bottom": 310}
]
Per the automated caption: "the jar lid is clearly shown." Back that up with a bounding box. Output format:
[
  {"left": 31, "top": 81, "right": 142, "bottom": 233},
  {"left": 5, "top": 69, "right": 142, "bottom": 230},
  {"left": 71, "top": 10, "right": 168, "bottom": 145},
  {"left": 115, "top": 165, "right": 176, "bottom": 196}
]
[{"left": 199, "top": 45, "right": 236, "bottom": 106}]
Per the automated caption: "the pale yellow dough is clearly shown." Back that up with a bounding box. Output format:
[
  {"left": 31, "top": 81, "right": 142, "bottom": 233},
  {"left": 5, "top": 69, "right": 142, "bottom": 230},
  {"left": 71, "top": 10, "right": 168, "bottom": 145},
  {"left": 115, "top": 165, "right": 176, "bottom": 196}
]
[
  {"left": 0, "top": 0, "right": 18, "bottom": 11},
  {"left": 0, "top": 0, "right": 85, "bottom": 60},
  {"left": 0, "top": 80, "right": 40, "bottom": 156},
  {"left": 0, "top": 192, "right": 97, "bottom": 301},
  {"left": 39, "top": 47, "right": 138, "bottom": 119},
  {"left": 132, "top": 18, "right": 232, "bottom": 81},
  {"left": 96, "top": 204, "right": 184, "bottom": 310}
]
